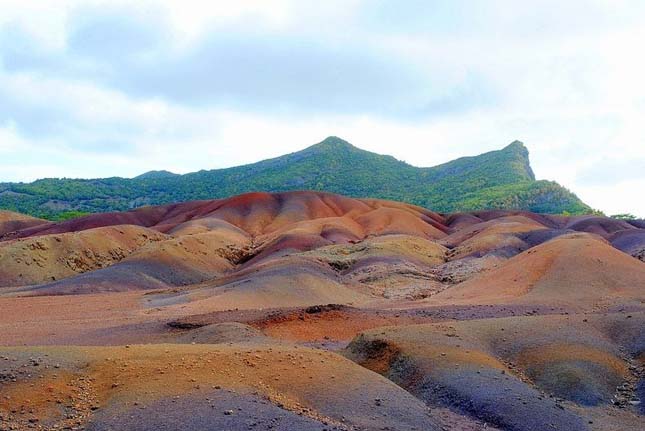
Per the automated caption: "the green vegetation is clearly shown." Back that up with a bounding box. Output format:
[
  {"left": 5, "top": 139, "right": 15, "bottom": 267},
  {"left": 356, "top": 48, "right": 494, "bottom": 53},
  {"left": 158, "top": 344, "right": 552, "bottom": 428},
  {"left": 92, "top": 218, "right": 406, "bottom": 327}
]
[
  {"left": 610, "top": 213, "right": 638, "bottom": 220},
  {"left": 0, "top": 137, "right": 593, "bottom": 217},
  {"left": 48, "top": 210, "right": 91, "bottom": 221}
]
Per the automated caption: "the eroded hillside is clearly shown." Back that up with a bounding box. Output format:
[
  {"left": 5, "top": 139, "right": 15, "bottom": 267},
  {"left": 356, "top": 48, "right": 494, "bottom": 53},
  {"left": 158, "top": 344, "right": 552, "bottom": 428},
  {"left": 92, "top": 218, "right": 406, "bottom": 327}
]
[{"left": 0, "top": 191, "right": 642, "bottom": 431}]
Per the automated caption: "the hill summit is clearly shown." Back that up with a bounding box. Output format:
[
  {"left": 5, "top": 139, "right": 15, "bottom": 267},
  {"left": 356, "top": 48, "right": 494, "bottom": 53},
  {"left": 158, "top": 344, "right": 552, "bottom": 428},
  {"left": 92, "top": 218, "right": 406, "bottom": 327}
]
[
  {"left": 0, "top": 137, "right": 591, "bottom": 218},
  {"left": 134, "top": 170, "right": 179, "bottom": 180}
]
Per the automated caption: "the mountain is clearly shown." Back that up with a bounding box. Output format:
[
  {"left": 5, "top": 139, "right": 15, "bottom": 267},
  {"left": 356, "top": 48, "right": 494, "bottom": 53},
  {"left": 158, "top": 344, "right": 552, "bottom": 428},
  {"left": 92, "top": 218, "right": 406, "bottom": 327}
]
[
  {"left": 134, "top": 170, "right": 179, "bottom": 180},
  {"left": 0, "top": 137, "right": 591, "bottom": 218}
]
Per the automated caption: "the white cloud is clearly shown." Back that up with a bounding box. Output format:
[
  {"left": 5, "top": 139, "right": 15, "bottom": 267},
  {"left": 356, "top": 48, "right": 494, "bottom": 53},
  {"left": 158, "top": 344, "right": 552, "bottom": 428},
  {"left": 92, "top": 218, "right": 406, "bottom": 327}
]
[
  {"left": 0, "top": 0, "right": 644, "bottom": 216},
  {"left": 0, "top": 121, "right": 25, "bottom": 151},
  {"left": 0, "top": 0, "right": 70, "bottom": 51}
]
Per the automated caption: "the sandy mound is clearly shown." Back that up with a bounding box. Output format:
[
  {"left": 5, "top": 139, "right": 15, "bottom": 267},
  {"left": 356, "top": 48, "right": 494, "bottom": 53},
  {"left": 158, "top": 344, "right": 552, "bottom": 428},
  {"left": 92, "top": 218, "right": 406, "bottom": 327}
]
[
  {"left": 437, "top": 216, "right": 552, "bottom": 262},
  {"left": 345, "top": 312, "right": 644, "bottom": 431},
  {"left": 4, "top": 203, "right": 183, "bottom": 239},
  {"left": 1, "top": 192, "right": 644, "bottom": 431},
  {"left": 444, "top": 212, "right": 485, "bottom": 229},
  {"left": 147, "top": 255, "right": 372, "bottom": 313},
  {"left": 610, "top": 229, "right": 645, "bottom": 261},
  {"left": 0, "top": 344, "right": 441, "bottom": 431},
  {"left": 191, "top": 192, "right": 448, "bottom": 242},
  {"left": 430, "top": 233, "right": 645, "bottom": 308},
  {"left": 172, "top": 322, "right": 268, "bottom": 344},
  {"left": 0, "top": 225, "right": 167, "bottom": 287},
  {"left": 0, "top": 210, "right": 49, "bottom": 237},
  {"left": 565, "top": 216, "right": 636, "bottom": 238},
  {"left": 20, "top": 230, "right": 252, "bottom": 295},
  {"left": 5, "top": 192, "right": 448, "bottom": 242},
  {"left": 301, "top": 234, "right": 448, "bottom": 298},
  {"left": 469, "top": 210, "right": 565, "bottom": 227},
  {"left": 308, "top": 234, "right": 447, "bottom": 268},
  {"left": 440, "top": 215, "right": 548, "bottom": 248},
  {"left": 0, "top": 192, "right": 451, "bottom": 297},
  {"left": 429, "top": 254, "right": 505, "bottom": 284}
]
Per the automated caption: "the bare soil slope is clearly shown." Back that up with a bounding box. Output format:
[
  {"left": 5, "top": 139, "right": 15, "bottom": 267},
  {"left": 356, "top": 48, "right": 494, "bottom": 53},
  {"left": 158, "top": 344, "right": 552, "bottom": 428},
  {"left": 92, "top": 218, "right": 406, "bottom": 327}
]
[
  {"left": 431, "top": 233, "right": 645, "bottom": 308},
  {"left": 1, "top": 192, "right": 643, "bottom": 431}
]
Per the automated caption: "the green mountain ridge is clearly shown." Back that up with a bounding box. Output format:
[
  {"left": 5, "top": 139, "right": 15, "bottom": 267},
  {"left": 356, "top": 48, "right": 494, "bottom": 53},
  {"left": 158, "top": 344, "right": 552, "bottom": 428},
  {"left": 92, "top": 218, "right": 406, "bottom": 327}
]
[{"left": 0, "top": 137, "right": 591, "bottom": 219}]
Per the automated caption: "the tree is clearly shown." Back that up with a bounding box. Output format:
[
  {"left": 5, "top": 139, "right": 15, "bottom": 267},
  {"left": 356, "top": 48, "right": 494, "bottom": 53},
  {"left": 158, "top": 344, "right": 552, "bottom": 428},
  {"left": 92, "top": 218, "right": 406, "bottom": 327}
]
[{"left": 610, "top": 213, "right": 638, "bottom": 220}]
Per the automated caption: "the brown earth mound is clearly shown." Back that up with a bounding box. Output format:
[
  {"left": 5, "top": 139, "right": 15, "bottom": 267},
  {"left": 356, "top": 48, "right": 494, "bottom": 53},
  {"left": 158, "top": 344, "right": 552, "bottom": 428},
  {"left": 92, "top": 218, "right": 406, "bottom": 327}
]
[
  {"left": 345, "top": 312, "right": 644, "bottom": 431},
  {"left": 431, "top": 233, "right": 645, "bottom": 309},
  {"left": 0, "top": 225, "right": 167, "bottom": 287},
  {"left": 610, "top": 229, "right": 645, "bottom": 261},
  {"left": 0, "top": 344, "right": 442, "bottom": 431},
  {"left": 148, "top": 255, "right": 372, "bottom": 313},
  {"left": 565, "top": 216, "right": 636, "bottom": 238},
  {"left": 0, "top": 210, "right": 49, "bottom": 237},
  {"left": 6, "top": 191, "right": 447, "bottom": 239},
  {"left": 1, "top": 192, "right": 644, "bottom": 431}
]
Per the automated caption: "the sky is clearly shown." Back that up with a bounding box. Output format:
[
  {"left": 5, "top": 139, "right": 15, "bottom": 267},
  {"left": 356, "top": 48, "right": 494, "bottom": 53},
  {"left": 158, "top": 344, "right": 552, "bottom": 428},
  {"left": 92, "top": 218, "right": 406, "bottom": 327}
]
[{"left": 1, "top": 0, "right": 644, "bottom": 216}]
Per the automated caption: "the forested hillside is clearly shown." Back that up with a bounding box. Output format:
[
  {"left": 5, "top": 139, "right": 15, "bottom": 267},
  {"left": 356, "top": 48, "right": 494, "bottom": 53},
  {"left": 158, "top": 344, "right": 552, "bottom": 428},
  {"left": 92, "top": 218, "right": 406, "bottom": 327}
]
[{"left": 0, "top": 137, "right": 591, "bottom": 219}]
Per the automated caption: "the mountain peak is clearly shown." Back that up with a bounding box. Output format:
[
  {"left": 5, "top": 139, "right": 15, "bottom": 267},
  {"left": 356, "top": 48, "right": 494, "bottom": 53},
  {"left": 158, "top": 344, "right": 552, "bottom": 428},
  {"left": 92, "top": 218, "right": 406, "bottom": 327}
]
[
  {"left": 312, "top": 136, "right": 356, "bottom": 151},
  {"left": 507, "top": 139, "right": 526, "bottom": 148},
  {"left": 135, "top": 170, "right": 178, "bottom": 180},
  {"left": 502, "top": 140, "right": 529, "bottom": 158},
  {"left": 498, "top": 140, "right": 534, "bottom": 181},
  {"left": 319, "top": 136, "right": 352, "bottom": 145}
]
